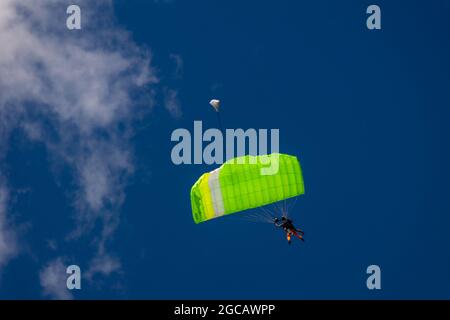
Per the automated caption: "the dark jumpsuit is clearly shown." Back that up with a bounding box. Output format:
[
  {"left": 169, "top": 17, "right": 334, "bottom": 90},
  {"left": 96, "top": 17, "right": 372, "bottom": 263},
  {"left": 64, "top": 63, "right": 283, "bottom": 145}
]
[{"left": 275, "top": 218, "right": 304, "bottom": 243}]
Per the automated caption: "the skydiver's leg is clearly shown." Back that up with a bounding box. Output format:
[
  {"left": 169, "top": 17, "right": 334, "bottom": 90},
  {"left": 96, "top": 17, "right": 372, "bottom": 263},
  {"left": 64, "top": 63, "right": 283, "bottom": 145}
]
[
  {"left": 296, "top": 228, "right": 304, "bottom": 235},
  {"left": 286, "top": 231, "right": 292, "bottom": 245},
  {"left": 292, "top": 230, "right": 305, "bottom": 242}
]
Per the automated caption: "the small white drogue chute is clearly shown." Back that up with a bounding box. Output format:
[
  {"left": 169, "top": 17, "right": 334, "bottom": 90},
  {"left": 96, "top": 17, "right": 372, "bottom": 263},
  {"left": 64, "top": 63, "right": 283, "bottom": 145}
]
[{"left": 209, "top": 99, "right": 220, "bottom": 112}]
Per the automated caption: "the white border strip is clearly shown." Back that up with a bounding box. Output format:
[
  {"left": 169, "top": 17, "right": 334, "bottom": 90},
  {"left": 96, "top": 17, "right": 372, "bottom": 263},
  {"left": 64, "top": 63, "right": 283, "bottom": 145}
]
[{"left": 208, "top": 168, "right": 225, "bottom": 217}]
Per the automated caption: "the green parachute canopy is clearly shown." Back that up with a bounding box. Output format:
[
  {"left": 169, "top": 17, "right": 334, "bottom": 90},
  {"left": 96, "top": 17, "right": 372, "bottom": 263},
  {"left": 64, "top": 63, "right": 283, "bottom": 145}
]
[{"left": 190, "top": 153, "right": 305, "bottom": 223}]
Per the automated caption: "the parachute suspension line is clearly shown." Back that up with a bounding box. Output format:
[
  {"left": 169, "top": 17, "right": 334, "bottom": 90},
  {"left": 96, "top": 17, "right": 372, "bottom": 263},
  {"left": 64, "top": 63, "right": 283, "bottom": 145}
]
[
  {"left": 287, "top": 196, "right": 298, "bottom": 215},
  {"left": 209, "top": 99, "right": 223, "bottom": 134},
  {"left": 256, "top": 212, "right": 274, "bottom": 223},
  {"left": 235, "top": 211, "right": 273, "bottom": 224},
  {"left": 259, "top": 209, "right": 275, "bottom": 223},
  {"left": 259, "top": 205, "right": 274, "bottom": 218},
  {"left": 259, "top": 205, "right": 276, "bottom": 222},
  {"left": 275, "top": 201, "right": 285, "bottom": 218},
  {"left": 216, "top": 110, "right": 224, "bottom": 135},
  {"left": 272, "top": 201, "right": 285, "bottom": 219},
  {"left": 282, "top": 199, "right": 288, "bottom": 218},
  {"left": 272, "top": 197, "right": 297, "bottom": 219},
  {"left": 235, "top": 213, "right": 261, "bottom": 223}
]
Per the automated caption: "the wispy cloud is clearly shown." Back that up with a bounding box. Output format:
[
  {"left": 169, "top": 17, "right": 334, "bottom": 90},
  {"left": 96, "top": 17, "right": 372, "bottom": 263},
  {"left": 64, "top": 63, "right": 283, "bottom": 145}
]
[
  {"left": 39, "top": 258, "right": 73, "bottom": 300},
  {"left": 86, "top": 254, "right": 122, "bottom": 280},
  {"left": 0, "top": 0, "right": 160, "bottom": 291},
  {"left": 169, "top": 53, "right": 183, "bottom": 79},
  {"left": 164, "top": 88, "right": 182, "bottom": 119}
]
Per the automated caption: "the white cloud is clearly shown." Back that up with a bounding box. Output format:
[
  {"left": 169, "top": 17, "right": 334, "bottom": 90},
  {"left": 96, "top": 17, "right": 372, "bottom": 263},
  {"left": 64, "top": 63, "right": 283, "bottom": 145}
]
[
  {"left": 169, "top": 53, "right": 183, "bottom": 79},
  {"left": 164, "top": 88, "right": 182, "bottom": 119},
  {"left": 39, "top": 258, "right": 73, "bottom": 300},
  {"left": 0, "top": 0, "right": 160, "bottom": 286},
  {"left": 86, "top": 254, "right": 121, "bottom": 280},
  {"left": 46, "top": 239, "right": 58, "bottom": 251}
]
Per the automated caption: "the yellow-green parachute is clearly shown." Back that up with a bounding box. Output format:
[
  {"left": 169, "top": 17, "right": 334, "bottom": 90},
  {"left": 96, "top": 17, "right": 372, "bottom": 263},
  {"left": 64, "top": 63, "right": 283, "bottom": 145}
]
[{"left": 190, "top": 153, "right": 305, "bottom": 223}]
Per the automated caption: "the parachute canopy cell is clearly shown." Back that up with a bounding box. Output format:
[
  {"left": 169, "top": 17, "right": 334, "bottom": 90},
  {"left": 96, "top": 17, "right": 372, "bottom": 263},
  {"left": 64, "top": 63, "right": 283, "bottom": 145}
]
[
  {"left": 190, "top": 153, "right": 305, "bottom": 223},
  {"left": 209, "top": 99, "right": 220, "bottom": 112}
]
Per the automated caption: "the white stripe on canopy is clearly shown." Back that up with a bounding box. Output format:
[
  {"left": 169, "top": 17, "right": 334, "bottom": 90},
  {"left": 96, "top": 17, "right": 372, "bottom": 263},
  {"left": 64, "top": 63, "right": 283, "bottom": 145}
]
[{"left": 208, "top": 168, "right": 225, "bottom": 217}]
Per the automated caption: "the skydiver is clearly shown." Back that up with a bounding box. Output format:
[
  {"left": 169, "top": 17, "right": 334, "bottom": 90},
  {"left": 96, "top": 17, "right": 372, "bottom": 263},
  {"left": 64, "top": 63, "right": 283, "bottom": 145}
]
[{"left": 273, "top": 217, "right": 304, "bottom": 245}]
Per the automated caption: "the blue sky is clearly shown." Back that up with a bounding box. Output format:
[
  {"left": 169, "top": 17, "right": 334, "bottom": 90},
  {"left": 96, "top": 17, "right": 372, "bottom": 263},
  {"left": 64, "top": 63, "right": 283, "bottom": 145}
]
[{"left": 0, "top": 0, "right": 450, "bottom": 299}]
